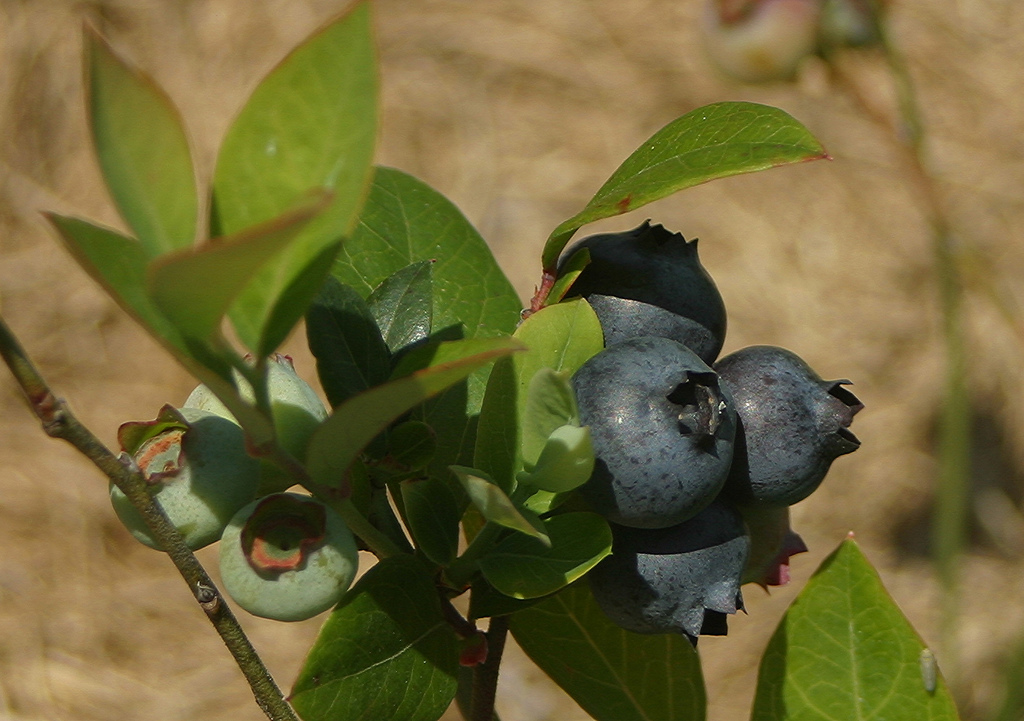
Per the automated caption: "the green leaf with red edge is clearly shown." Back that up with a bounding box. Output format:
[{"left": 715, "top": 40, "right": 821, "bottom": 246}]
[
  {"left": 85, "top": 26, "right": 197, "bottom": 257},
  {"left": 751, "top": 537, "right": 960, "bottom": 721},
  {"left": 148, "top": 195, "right": 328, "bottom": 346},
  {"left": 46, "top": 214, "right": 277, "bottom": 444},
  {"left": 508, "top": 581, "right": 706, "bottom": 721},
  {"left": 291, "top": 555, "right": 458, "bottom": 721},
  {"left": 211, "top": 1, "right": 377, "bottom": 355},
  {"left": 305, "top": 336, "right": 525, "bottom": 489},
  {"left": 541, "top": 101, "right": 828, "bottom": 270}
]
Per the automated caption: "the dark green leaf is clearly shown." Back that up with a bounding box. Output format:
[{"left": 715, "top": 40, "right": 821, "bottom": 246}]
[
  {"left": 509, "top": 582, "right": 706, "bottom": 721},
  {"left": 477, "top": 512, "right": 610, "bottom": 599},
  {"left": 389, "top": 420, "right": 437, "bottom": 472},
  {"left": 85, "top": 27, "right": 197, "bottom": 256},
  {"left": 450, "top": 466, "right": 549, "bottom": 544},
  {"left": 148, "top": 197, "right": 326, "bottom": 346},
  {"left": 751, "top": 537, "right": 960, "bottom": 721},
  {"left": 474, "top": 298, "right": 603, "bottom": 491},
  {"left": 400, "top": 477, "right": 460, "bottom": 566},
  {"left": 291, "top": 556, "right": 458, "bottom": 721},
  {"left": 367, "top": 261, "right": 433, "bottom": 356},
  {"left": 212, "top": 2, "right": 377, "bottom": 353},
  {"left": 306, "top": 336, "right": 525, "bottom": 489},
  {"left": 542, "top": 102, "right": 828, "bottom": 269},
  {"left": 468, "top": 578, "right": 546, "bottom": 620},
  {"left": 306, "top": 277, "right": 390, "bottom": 407}
]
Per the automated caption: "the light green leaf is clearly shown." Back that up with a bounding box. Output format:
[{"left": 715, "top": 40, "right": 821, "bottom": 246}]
[
  {"left": 751, "top": 537, "right": 961, "bottom": 721},
  {"left": 509, "top": 582, "right": 706, "bottom": 721},
  {"left": 478, "top": 512, "right": 610, "bottom": 599},
  {"left": 450, "top": 466, "right": 549, "bottom": 545},
  {"left": 542, "top": 102, "right": 828, "bottom": 269},
  {"left": 85, "top": 27, "right": 197, "bottom": 256},
  {"left": 212, "top": 2, "right": 377, "bottom": 353},
  {"left": 474, "top": 298, "right": 604, "bottom": 491},
  {"left": 148, "top": 196, "right": 326, "bottom": 345},
  {"left": 521, "top": 367, "right": 579, "bottom": 467},
  {"left": 291, "top": 556, "right": 458, "bottom": 721},
  {"left": 306, "top": 336, "right": 525, "bottom": 489},
  {"left": 516, "top": 424, "right": 594, "bottom": 494}
]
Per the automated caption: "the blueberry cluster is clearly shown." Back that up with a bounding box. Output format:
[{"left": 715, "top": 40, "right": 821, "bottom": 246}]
[
  {"left": 111, "top": 355, "right": 359, "bottom": 622},
  {"left": 561, "top": 221, "right": 863, "bottom": 644}
]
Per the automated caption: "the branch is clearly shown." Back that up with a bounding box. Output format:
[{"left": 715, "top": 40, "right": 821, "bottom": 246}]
[{"left": 0, "top": 314, "right": 299, "bottom": 721}]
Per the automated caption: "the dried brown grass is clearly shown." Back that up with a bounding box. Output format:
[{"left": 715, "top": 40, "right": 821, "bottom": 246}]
[{"left": 2, "top": 1, "right": 1023, "bottom": 719}]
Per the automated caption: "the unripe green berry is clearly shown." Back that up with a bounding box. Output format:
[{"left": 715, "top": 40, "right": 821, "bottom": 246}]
[
  {"left": 184, "top": 354, "right": 329, "bottom": 494},
  {"left": 219, "top": 493, "right": 359, "bottom": 622},
  {"left": 111, "top": 405, "right": 261, "bottom": 550}
]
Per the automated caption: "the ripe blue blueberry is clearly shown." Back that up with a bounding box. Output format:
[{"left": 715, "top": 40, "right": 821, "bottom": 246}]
[
  {"left": 560, "top": 221, "right": 727, "bottom": 364},
  {"left": 588, "top": 500, "right": 749, "bottom": 643},
  {"left": 572, "top": 336, "right": 737, "bottom": 528},
  {"left": 715, "top": 345, "right": 863, "bottom": 507}
]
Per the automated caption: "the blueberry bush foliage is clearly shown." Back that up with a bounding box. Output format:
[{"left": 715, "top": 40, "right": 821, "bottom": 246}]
[{"left": 0, "top": 3, "right": 963, "bottom": 721}]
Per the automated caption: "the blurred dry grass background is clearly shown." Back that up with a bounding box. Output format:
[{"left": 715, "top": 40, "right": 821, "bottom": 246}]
[{"left": 1, "top": 1, "right": 1023, "bottom": 719}]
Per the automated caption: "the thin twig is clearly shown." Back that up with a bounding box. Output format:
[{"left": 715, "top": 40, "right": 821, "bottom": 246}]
[
  {"left": 470, "top": 615, "right": 509, "bottom": 721},
  {"left": 0, "top": 314, "right": 299, "bottom": 721}
]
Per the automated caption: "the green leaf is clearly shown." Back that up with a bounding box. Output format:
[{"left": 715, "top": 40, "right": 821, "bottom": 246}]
[
  {"left": 47, "top": 214, "right": 277, "bottom": 444},
  {"left": 477, "top": 512, "right": 610, "bottom": 599},
  {"left": 400, "top": 477, "right": 460, "bottom": 566},
  {"left": 306, "top": 336, "right": 525, "bottom": 489},
  {"left": 751, "top": 537, "right": 960, "bottom": 721},
  {"left": 521, "top": 368, "right": 579, "bottom": 467},
  {"left": 212, "top": 2, "right": 377, "bottom": 354},
  {"left": 85, "top": 27, "right": 197, "bottom": 256},
  {"left": 509, "top": 582, "right": 706, "bottom": 721},
  {"left": 305, "top": 277, "right": 391, "bottom": 407},
  {"left": 474, "top": 298, "right": 604, "bottom": 491},
  {"left": 291, "top": 555, "right": 458, "bottom": 721},
  {"left": 451, "top": 466, "right": 548, "bottom": 544},
  {"left": 388, "top": 420, "right": 437, "bottom": 472},
  {"left": 542, "top": 101, "right": 828, "bottom": 269},
  {"left": 547, "top": 246, "right": 590, "bottom": 305},
  {"left": 367, "top": 261, "right": 433, "bottom": 356},
  {"left": 148, "top": 196, "right": 327, "bottom": 346},
  {"left": 516, "top": 424, "right": 594, "bottom": 494}
]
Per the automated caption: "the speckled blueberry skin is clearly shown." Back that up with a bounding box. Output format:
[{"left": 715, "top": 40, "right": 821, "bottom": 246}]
[
  {"left": 588, "top": 500, "right": 749, "bottom": 643},
  {"left": 572, "top": 336, "right": 737, "bottom": 529},
  {"left": 715, "top": 345, "right": 863, "bottom": 507},
  {"left": 559, "top": 220, "right": 727, "bottom": 364}
]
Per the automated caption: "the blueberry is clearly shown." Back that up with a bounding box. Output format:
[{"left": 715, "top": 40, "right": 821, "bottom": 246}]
[
  {"left": 559, "top": 221, "right": 727, "bottom": 364},
  {"left": 715, "top": 345, "right": 863, "bottom": 507},
  {"left": 111, "top": 406, "right": 261, "bottom": 550},
  {"left": 219, "top": 493, "right": 359, "bottom": 622},
  {"left": 588, "top": 500, "right": 749, "bottom": 643},
  {"left": 572, "top": 336, "right": 736, "bottom": 528}
]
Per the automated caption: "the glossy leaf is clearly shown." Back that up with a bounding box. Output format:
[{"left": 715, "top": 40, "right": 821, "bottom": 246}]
[
  {"left": 291, "top": 555, "right": 458, "bottom": 721},
  {"left": 306, "top": 336, "right": 525, "bottom": 489},
  {"left": 212, "top": 2, "right": 377, "bottom": 353},
  {"left": 751, "top": 537, "right": 960, "bottom": 721},
  {"left": 474, "top": 298, "right": 603, "bottom": 491},
  {"left": 477, "top": 512, "right": 610, "bottom": 599},
  {"left": 542, "top": 102, "right": 828, "bottom": 269},
  {"left": 450, "top": 466, "right": 548, "bottom": 545},
  {"left": 85, "top": 27, "right": 197, "bottom": 256},
  {"left": 401, "top": 477, "right": 461, "bottom": 566},
  {"left": 305, "top": 276, "right": 390, "bottom": 407},
  {"left": 509, "top": 582, "right": 706, "bottom": 721},
  {"left": 148, "top": 197, "right": 326, "bottom": 345},
  {"left": 367, "top": 261, "right": 433, "bottom": 356}
]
